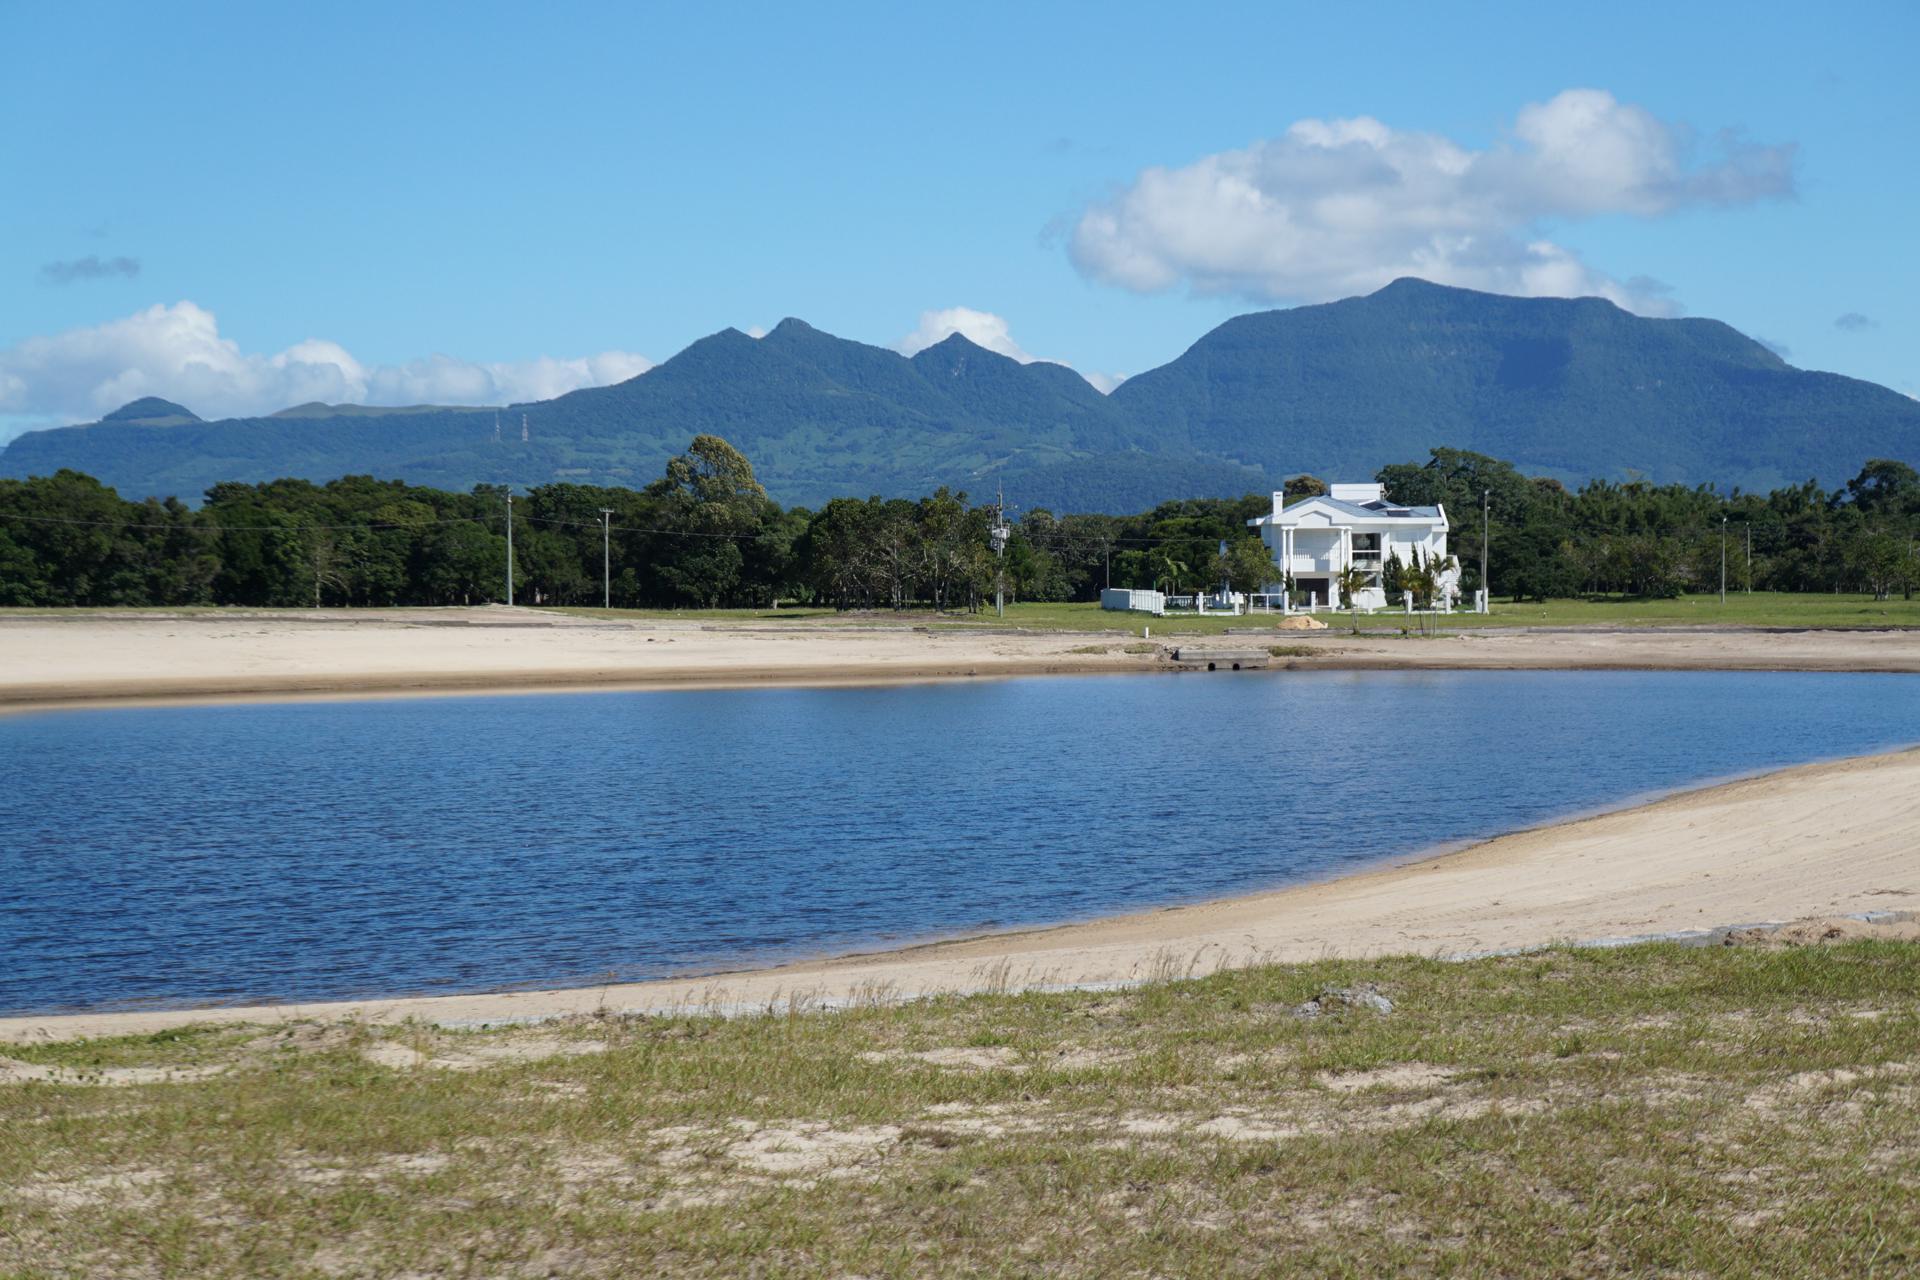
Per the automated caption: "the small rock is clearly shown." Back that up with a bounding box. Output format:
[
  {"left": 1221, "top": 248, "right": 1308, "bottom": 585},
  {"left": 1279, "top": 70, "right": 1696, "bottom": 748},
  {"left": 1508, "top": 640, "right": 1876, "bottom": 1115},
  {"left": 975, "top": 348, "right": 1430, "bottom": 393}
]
[{"left": 1293, "top": 985, "right": 1393, "bottom": 1018}]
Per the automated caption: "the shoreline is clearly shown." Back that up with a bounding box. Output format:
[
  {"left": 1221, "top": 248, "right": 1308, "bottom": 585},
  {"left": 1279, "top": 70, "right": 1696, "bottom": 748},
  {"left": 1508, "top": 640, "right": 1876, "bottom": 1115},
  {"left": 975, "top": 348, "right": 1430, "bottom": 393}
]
[
  {"left": 9, "top": 643, "right": 1920, "bottom": 716},
  {"left": 6, "top": 607, "right": 1920, "bottom": 714},
  {"left": 8, "top": 744, "right": 1919, "bottom": 1043},
  {"left": 0, "top": 661, "right": 1132, "bottom": 715}
]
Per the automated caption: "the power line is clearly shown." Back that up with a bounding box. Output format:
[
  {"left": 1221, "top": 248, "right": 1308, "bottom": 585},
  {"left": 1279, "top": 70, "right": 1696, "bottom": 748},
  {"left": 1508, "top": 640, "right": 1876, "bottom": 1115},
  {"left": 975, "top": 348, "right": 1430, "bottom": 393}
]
[
  {"left": 0, "top": 509, "right": 777, "bottom": 540},
  {"left": 0, "top": 511, "right": 487, "bottom": 532}
]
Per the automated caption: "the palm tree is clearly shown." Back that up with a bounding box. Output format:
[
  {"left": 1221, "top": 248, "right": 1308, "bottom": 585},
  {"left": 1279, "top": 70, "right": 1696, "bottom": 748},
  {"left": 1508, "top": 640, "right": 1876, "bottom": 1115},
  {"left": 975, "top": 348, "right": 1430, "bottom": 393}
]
[
  {"left": 1403, "top": 549, "right": 1435, "bottom": 610},
  {"left": 1336, "top": 565, "right": 1371, "bottom": 633},
  {"left": 1152, "top": 550, "right": 1189, "bottom": 596},
  {"left": 1429, "top": 553, "right": 1458, "bottom": 610}
]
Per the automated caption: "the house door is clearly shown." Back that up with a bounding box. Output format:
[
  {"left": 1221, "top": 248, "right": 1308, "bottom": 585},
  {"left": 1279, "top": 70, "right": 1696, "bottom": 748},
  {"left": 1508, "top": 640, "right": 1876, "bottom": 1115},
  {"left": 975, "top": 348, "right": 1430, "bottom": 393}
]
[{"left": 1299, "top": 578, "right": 1330, "bottom": 606}]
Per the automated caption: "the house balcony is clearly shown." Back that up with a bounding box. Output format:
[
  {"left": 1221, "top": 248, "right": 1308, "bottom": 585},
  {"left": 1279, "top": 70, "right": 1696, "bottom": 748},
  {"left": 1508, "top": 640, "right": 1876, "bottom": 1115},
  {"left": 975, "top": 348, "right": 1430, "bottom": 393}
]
[{"left": 1279, "top": 552, "right": 1379, "bottom": 575}]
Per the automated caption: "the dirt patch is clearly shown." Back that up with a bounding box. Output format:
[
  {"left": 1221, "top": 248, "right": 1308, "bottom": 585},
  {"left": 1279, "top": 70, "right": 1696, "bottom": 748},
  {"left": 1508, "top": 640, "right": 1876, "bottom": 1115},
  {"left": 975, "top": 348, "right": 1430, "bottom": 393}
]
[
  {"left": 728, "top": 1123, "right": 902, "bottom": 1176},
  {"left": 11, "top": 1168, "right": 168, "bottom": 1210},
  {"left": 1316, "top": 1063, "right": 1456, "bottom": 1092},
  {"left": 1047, "top": 1046, "right": 1131, "bottom": 1071},
  {"left": 651, "top": 1119, "right": 901, "bottom": 1179},
  {"left": 360, "top": 1036, "right": 608, "bottom": 1072},
  {"left": 860, "top": 1045, "right": 1020, "bottom": 1071},
  {"left": 1193, "top": 1113, "right": 1309, "bottom": 1142},
  {"left": 1723, "top": 916, "right": 1920, "bottom": 949},
  {"left": 1117, "top": 1086, "right": 1551, "bottom": 1145},
  {"left": 1744, "top": 1061, "right": 1919, "bottom": 1111},
  {"left": 246, "top": 1023, "right": 363, "bottom": 1053},
  {"left": 0, "top": 1057, "right": 228, "bottom": 1088},
  {"left": 1288, "top": 1193, "right": 1395, "bottom": 1234},
  {"left": 284, "top": 1152, "right": 452, "bottom": 1188},
  {"left": 522, "top": 1078, "right": 591, "bottom": 1100},
  {"left": 361, "top": 1043, "right": 428, "bottom": 1069},
  {"left": 860, "top": 1043, "right": 1129, "bottom": 1074}
]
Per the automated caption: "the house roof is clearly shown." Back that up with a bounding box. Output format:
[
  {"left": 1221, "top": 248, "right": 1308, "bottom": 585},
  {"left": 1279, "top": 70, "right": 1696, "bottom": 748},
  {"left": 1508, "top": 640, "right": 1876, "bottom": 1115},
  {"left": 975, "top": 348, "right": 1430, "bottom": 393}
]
[{"left": 1249, "top": 495, "right": 1446, "bottom": 527}]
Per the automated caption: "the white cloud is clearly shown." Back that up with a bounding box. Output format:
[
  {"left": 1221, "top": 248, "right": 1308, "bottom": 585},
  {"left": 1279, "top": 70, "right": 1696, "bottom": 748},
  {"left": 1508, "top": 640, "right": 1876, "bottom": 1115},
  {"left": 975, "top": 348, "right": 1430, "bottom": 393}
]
[
  {"left": 1068, "top": 88, "right": 1794, "bottom": 314},
  {"left": 0, "top": 301, "right": 652, "bottom": 436},
  {"left": 895, "top": 306, "right": 1125, "bottom": 394},
  {"left": 897, "top": 306, "right": 1039, "bottom": 363}
]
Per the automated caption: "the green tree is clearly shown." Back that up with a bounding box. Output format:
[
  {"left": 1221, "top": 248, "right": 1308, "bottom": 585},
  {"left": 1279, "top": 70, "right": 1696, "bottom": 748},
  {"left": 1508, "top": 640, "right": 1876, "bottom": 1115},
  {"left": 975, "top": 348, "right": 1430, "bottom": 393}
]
[
  {"left": 644, "top": 436, "right": 771, "bottom": 607},
  {"left": 1335, "top": 564, "right": 1370, "bottom": 631},
  {"left": 1845, "top": 459, "right": 1920, "bottom": 518},
  {"left": 1223, "top": 538, "right": 1278, "bottom": 594},
  {"left": 1151, "top": 549, "right": 1189, "bottom": 594},
  {"left": 1847, "top": 531, "right": 1915, "bottom": 601}
]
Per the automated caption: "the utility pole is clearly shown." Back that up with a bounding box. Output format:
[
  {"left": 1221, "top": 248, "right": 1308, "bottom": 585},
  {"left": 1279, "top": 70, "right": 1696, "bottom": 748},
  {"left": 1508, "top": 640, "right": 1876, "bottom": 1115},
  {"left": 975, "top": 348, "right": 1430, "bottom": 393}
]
[
  {"left": 1745, "top": 523, "right": 1752, "bottom": 594},
  {"left": 989, "top": 487, "right": 1010, "bottom": 618},
  {"left": 1480, "top": 488, "right": 1490, "bottom": 613},
  {"left": 600, "top": 508, "right": 614, "bottom": 609},
  {"left": 505, "top": 490, "right": 515, "bottom": 607},
  {"left": 1720, "top": 514, "right": 1728, "bottom": 605}
]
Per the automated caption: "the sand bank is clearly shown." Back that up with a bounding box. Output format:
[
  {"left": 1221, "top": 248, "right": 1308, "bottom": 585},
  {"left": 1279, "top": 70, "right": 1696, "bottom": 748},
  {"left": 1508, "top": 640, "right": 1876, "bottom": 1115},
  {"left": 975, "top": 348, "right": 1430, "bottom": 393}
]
[
  {"left": 4, "top": 606, "right": 1920, "bottom": 711},
  {"left": 6, "top": 746, "right": 1917, "bottom": 1043}
]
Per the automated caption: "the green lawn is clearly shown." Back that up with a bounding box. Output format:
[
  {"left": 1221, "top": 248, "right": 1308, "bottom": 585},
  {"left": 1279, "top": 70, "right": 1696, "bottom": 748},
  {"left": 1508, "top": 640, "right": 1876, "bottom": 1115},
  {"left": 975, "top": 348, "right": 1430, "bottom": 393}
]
[
  {"left": 1431, "top": 591, "right": 1920, "bottom": 630},
  {"left": 553, "top": 592, "right": 1918, "bottom": 634},
  {"left": 9, "top": 592, "right": 1918, "bottom": 634},
  {"left": 781, "top": 592, "right": 1920, "bottom": 635},
  {"left": 3, "top": 941, "right": 1915, "bottom": 1277}
]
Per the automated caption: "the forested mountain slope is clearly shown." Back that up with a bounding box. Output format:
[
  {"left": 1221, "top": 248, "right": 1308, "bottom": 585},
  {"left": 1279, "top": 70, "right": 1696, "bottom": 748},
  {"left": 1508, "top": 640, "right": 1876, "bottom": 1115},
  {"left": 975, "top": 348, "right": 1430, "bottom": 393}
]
[{"left": 7, "top": 281, "right": 1916, "bottom": 509}]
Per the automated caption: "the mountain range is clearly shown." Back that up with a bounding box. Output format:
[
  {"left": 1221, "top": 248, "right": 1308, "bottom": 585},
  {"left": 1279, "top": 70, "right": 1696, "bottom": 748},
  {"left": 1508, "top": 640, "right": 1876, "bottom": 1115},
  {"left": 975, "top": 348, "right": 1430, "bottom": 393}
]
[{"left": 7, "top": 279, "right": 1917, "bottom": 511}]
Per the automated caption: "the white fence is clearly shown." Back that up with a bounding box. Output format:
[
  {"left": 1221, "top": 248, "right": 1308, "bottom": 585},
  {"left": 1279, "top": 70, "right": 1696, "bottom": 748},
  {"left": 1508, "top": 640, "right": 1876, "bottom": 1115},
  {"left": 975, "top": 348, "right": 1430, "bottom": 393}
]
[{"left": 1100, "top": 587, "right": 1166, "bottom": 615}]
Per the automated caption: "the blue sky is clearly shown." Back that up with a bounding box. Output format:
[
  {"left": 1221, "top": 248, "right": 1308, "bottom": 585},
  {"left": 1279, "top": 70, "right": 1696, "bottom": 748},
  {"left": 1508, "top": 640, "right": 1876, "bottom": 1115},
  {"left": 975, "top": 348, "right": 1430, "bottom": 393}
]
[{"left": 1, "top": 0, "right": 1914, "bottom": 437}]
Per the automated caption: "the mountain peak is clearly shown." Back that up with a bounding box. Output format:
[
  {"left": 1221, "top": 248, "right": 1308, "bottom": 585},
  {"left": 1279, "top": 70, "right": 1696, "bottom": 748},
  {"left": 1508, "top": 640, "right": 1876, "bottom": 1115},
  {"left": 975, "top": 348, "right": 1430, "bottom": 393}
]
[
  {"left": 924, "top": 331, "right": 987, "bottom": 352},
  {"left": 100, "top": 397, "right": 199, "bottom": 424},
  {"left": 1365, "top": 275, "right": 1626, "bottom": 315},
  {"left": 7, "top": 286, "right": 1916, "bottom": 509}
]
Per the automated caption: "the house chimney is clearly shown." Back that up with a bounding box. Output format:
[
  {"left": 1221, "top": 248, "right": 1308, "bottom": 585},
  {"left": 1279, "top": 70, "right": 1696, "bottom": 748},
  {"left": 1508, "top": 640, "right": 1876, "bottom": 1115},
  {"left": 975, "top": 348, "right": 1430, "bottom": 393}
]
[{"left": 1272, "top": 489, "right": 1285, "bottom": 520}]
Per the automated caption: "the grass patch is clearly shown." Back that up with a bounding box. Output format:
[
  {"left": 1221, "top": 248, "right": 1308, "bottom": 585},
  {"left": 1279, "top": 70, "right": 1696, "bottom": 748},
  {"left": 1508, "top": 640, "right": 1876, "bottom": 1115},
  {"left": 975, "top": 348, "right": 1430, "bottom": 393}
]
[
  {"left": 11, "top": 592, "right": 1917, "bottom": 634},
  {"left": 560, "top": 592, "right": 1920, "bottom": 634},
  {"left": 4, "top": 943, "right": 1917, "bottom": 1276}
]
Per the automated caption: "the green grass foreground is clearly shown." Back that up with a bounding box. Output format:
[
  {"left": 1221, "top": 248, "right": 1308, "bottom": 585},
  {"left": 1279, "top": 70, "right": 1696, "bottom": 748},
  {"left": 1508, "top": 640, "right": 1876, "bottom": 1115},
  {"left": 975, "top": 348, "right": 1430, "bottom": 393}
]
[{"left": 4, "top": 942, "right": 1917, "bottom": 1277}]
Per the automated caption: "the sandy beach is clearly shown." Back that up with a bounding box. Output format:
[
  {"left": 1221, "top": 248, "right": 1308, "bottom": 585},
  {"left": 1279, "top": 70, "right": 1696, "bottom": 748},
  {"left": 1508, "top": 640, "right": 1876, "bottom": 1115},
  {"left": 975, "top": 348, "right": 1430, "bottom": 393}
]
[
  {"left": 3, "top": 605, "right": 1920, "bottom": 711},
  {"left": 6, "top": 743, "right": 1917, "bottom": 1043}
]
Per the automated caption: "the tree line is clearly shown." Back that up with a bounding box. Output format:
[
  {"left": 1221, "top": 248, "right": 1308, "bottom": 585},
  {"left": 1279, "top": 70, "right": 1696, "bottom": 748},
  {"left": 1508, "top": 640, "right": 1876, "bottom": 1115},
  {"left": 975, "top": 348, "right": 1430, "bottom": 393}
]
[{"left": 2, "top": 435, "right": 1917, "bottom": 608}]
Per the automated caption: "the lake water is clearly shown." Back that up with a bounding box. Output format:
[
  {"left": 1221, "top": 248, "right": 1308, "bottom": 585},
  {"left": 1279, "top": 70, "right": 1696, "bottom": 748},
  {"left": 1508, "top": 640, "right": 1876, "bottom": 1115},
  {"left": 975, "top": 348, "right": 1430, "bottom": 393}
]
[{"left": 3, "top": 670, "right": 1917, "bottom": 1016}]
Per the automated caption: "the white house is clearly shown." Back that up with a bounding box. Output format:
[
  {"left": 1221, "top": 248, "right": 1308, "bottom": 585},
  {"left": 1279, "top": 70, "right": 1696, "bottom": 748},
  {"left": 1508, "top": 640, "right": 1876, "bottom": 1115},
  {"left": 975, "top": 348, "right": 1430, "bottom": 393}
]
[{"left": 1247, "top": 483, "right": 1449, "bottom": 611}]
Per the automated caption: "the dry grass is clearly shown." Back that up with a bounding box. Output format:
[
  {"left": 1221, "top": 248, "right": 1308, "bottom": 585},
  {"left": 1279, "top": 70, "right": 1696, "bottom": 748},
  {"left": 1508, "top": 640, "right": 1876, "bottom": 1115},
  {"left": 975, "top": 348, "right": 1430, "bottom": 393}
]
[{"left": 3, "top": 942, "right": 1917, "bottom": 1277}]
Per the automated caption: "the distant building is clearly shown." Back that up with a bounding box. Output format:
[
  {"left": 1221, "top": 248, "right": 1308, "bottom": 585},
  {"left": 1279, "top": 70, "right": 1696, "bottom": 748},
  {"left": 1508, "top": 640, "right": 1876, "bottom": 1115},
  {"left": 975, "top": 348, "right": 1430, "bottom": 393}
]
[{"left": 1246, "top": 483, "right": 1449, "bottom": 611}]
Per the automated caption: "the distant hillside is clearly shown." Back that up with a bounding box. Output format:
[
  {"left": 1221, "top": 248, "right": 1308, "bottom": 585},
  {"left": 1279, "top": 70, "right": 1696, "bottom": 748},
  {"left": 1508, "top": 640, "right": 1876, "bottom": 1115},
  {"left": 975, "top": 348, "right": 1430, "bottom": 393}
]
[
  {"left": 7, "top": 281, "right": 1917, "bottom": 509},
  {"left": 1111, "top": 279, "right": 1920, "bottom": 493}
]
